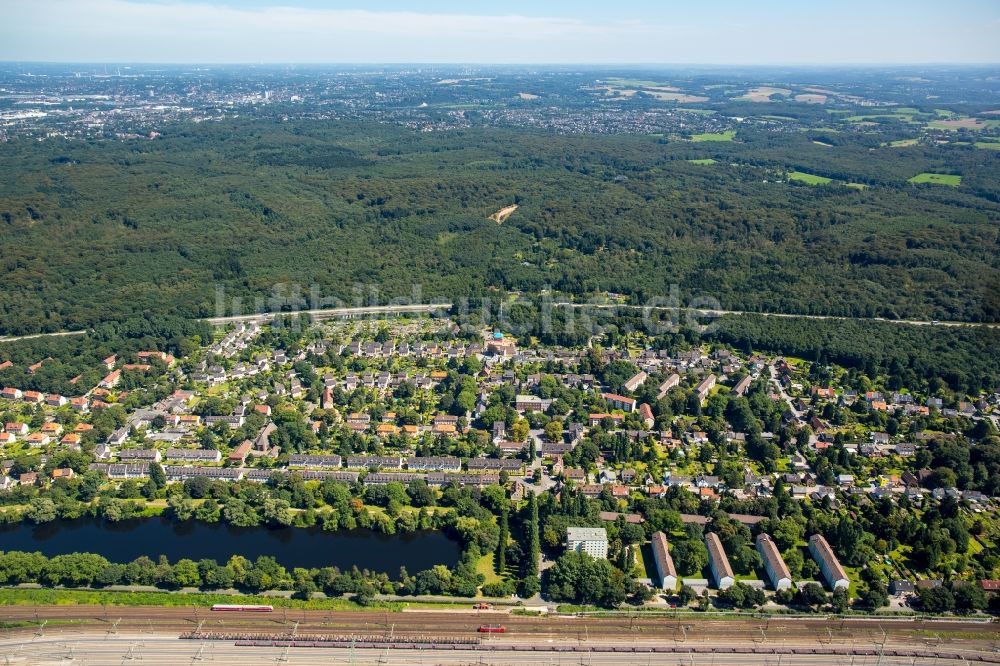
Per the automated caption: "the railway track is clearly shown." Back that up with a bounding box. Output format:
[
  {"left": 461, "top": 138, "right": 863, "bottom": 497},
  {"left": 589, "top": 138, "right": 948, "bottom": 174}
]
[
  {"left": 219, "top": 639, "right": 1000, "bottom": 663},
  {"left": 2, "top": 605, "right": 994, "bottom": 645}
]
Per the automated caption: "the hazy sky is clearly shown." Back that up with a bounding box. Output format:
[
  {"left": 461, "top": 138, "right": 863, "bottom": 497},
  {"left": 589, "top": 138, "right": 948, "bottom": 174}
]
[{"left": 3, "top": 0, "right": 999, "bottom": 64}]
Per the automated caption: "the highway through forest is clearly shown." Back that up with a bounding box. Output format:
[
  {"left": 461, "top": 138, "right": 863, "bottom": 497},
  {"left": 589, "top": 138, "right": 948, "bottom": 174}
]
[{"left": 2, "top": 299, "right": 998, "bottom": 344}]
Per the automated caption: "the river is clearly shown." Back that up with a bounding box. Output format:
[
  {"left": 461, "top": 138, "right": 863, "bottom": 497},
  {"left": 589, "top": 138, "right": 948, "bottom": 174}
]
[{"left": 0, "top": 516, "right": 460, "bottom": 575}]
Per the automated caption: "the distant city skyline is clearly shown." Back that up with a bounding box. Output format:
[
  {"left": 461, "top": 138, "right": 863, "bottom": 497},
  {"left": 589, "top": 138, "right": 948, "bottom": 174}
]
[{"left": 2, "top": 0, "right": 999, "bottom": 65}]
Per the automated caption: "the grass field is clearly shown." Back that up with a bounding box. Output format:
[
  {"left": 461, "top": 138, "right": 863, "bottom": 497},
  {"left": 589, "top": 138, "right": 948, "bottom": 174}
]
[
  {"left": 908, "top": 172, "right": 962, "bottom": 186},
  {"left": 640, "top": 91, "right": 708, "bottom": 103},
  {"left": 601, "top": 78, "right": 667, "bottom": 88},
  {"left": 687, "top": 158, "right": 717, "bottom": 165},
  {"left": 475, "top": 552, "right": 504, "bottom": 587},
  {"left": 845, "top": 183, "right": 869, "bottom": 190},
  {"left": 788, "top": 171, "right": 833, "bottom": 185},
  {"left": 0, "top": 588, "right": 394, "bottom": 610},
  {"left": 928, "top": 118, "right": 999, "bottom": 130},
  {"left": 691, "top": 130, "right": 735, "bottom": 142},
  {"left": 974, "top": 139, "right": 1000, "bottom": 150},
  {"left": 888, "top": 138, "right": 919, "bottom": 147}
]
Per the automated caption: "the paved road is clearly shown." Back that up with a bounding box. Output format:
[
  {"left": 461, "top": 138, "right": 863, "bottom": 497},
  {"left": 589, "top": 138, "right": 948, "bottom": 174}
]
[
  {"left": 203, "top": 303, "right": 453, "bottom": 326},
  {"left": 3, "top": 299, "right": 997, "bottom": 344},
  {"left": 768, "top": 362, "right": 803, "bottom": 419},
  {"left": 0, "top": 329, "right": 87, "bottom": 344},
  {"left": 550, "top": 302, "right": 1000, "bottom": 329}
]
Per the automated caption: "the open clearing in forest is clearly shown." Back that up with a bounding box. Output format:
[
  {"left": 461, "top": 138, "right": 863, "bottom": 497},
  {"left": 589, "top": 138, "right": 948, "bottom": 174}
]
[
  {"left": 909, "top": 172, "right": 961, "bottom": 186},
  {"left": 517, "top": 92, "right": 540, "bottom": 100},
  {"left": 641, "top": 90, "right": 709, "bottom": 103},
  {"left": 788, "top": 171, "right": 832, "bottom": 185},
  {"left": 795, "top": 93, "right": 827, "bottom": 104},
  {"left": 688, "top": 158, "right": 717, "bottom": 165},
  {"left": 929, "top": 117, "right": 994, "bottom": 130},
  {"left": 490, "top": 204, "right": 519, "bottom": 224},
  {"left": 737, "top": 86, "right": 791, "bottom": 102},
  {"left": 691, "top": 130, "right": 735, "bottom": 142}
]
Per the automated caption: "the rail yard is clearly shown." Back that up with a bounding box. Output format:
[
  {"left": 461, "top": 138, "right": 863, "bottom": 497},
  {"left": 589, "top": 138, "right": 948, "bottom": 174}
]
[{"left": 1, "top": 605, "right": 997, "bottom": 664}]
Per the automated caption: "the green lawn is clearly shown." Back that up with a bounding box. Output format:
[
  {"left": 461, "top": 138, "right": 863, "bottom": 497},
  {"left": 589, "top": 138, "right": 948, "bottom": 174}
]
[
  {"left": 687, "top": 158, "right": 717, "bottom": 165},
  {"left": 691, "top": 130, "right": 736, "bottom": 142},
  {"left": 845, "top": 183, "right": 868, "bottom": 190},
  {"left": 908, "top": 172, "right": 962, "bottom": 186},
  {"left": 788, "top": 171, "right": 833, "bottom": 185},
  {"left": 888, "top": 138, "right": 919, "bottom": 147},
  {"left": 0, "top": 587, "right": 400, "bottom": 611},
  {"left": 974, "top": 140, "right": 1000, "bottom": 150},
  {"left": 476, "top": 551, "right": 504, "bottom": 587},
  {"left": 602, "top": 77, "right": 667, "bottom": 88}
]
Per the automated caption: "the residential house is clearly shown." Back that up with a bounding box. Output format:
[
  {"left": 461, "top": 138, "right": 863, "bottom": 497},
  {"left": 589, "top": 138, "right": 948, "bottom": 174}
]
[
  {"left": 228, "top": 440, "right": 252, "bottom": 464},
  {"left": 623, "top": 371, "right": 648, "bottom": 393},
  {"left": 119, "top": 448, "right": 161, "bottom": 462},
  {"left": 514, "top": 395, "right": 552, "bottom": 412},
  {"left": 756, "top": 533, "right": 792, "bottom": 591},
  {"left": 696, "top": 374, "right": 717, "bottom": 401},
  {"left": 732, "top": 375, "right": 752, "bottom": 397},
  {"left": 650, "top": 531, "right": 678, "bottom": 591},
  {"left": 601, "top": 393, "right": 636, "bottom": 412},
  {"left": 566, "top": 527, "right": 609, "bottom": 560},
  {"left": 656, "top": 374, "right": 680, "bottom": 399},
  {"left": 809, "top": 534, "right": 849, "bottom": 590},
  {"left": 288, "top": 454, "right": 342, "bottom": 468},
  {"left": 705, "top": 532, "right": 735, "bottom": 590},
  {"left": 166, "top": 448, "right": 222, "bottom": 463}
]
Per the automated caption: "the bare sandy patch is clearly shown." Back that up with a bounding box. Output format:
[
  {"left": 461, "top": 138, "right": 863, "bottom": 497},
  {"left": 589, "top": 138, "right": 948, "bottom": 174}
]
[
  {"left": 642, "top": 91, "right": 709, "bottom": 103},
  {"left": 795, "top": 94, "right": 827, "bottom": 104},
  {"left": 518, "top": 92, "right": 540, "bottom": 100},
  {"left": 737, "top": 87, "right": 792, "bottom": 102},
  {"left": 931, "top": 118, "right": 987, "bottom": 130},
  {"left": 490, "top": 204, "right": 519, "bottom": 224}
]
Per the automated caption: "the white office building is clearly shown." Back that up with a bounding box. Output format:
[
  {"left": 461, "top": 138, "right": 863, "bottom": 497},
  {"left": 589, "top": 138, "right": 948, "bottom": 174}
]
[{"left": 566, "top": 527, "right": 609, "bottom": 560}]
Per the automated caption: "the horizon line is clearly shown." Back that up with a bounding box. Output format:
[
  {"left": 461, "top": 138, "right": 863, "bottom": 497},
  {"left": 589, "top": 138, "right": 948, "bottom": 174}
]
[{"left": 3, "top": 61, "right": 1000, "bottom": 68}]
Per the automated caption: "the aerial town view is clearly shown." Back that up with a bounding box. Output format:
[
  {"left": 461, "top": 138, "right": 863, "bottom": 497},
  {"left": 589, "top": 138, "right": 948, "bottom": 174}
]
[{"left": 1, "top": 1, "right": 999, "bottom": 664}]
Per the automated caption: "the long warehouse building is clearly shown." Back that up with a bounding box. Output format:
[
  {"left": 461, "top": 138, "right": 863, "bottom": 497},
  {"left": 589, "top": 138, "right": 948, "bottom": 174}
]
[
  {"left": 756, "top": 533, "right": 792, "bottom": 591},
  {"left": 705, "top": 532, "right": 734, "bottom": 590},
  {"left": 650, "top": 531, "right": 678, "bottom": 591},
  {"left": 809, "top": 534, "right": 849, "bottom": 590}
]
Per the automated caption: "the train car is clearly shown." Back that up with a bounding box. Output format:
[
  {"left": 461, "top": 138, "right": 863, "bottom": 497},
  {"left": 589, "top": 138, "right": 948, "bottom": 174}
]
[
  {"left": 473, "top": 603, "right": 492, "bottom": 610},
  {"left": 210, "top": 604, "right": 274, "bottom": 612},
  {"left": 477, "top": 625, "right": 506, "bottom": 633}
]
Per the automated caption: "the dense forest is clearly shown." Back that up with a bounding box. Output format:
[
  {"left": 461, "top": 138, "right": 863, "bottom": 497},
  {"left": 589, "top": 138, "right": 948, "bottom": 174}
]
[{"left": 0, "top": 118, "right": 997, "bottom": 338}]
